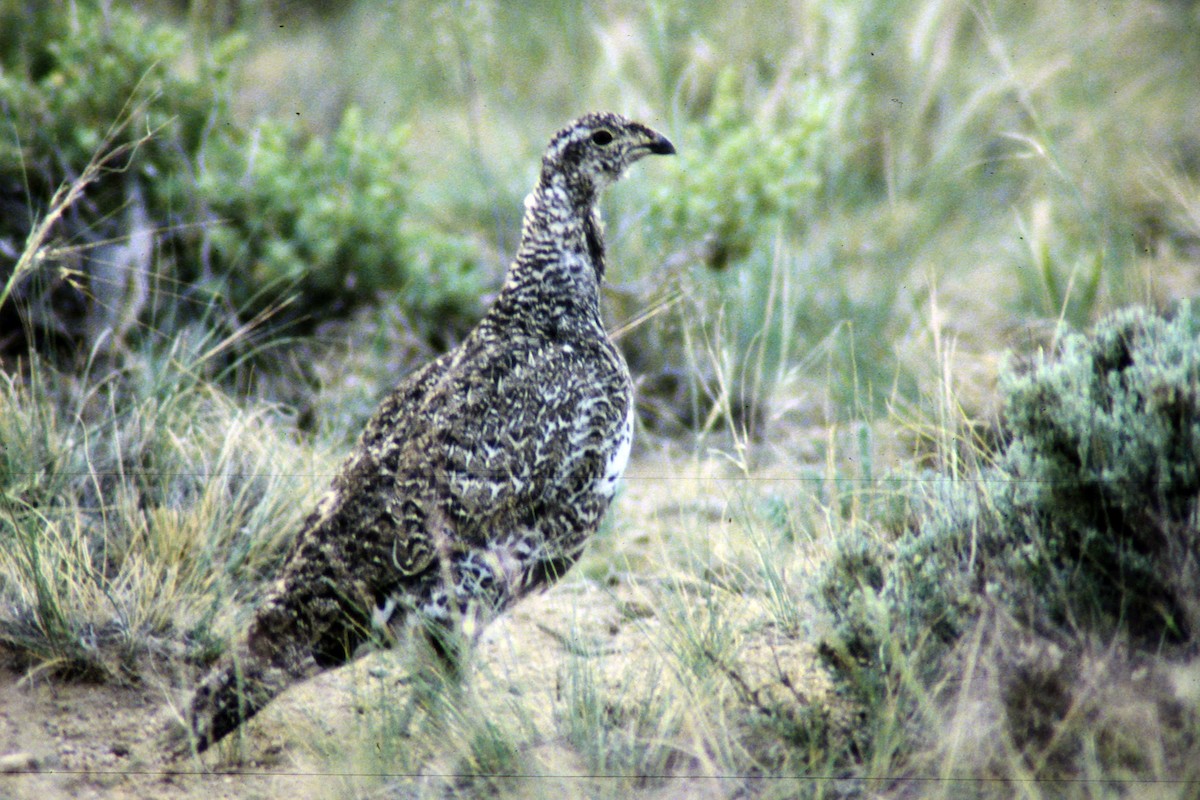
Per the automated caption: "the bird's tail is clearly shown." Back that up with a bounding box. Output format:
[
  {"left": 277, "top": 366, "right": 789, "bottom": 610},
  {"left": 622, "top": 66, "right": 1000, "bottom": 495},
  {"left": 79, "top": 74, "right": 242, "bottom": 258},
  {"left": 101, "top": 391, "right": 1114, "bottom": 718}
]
[
  {"left": 169, "top": 582, "right": 377, "bottom": 756},
  {"left": 169, "top": 642, "right": 311, "bottom": 755}
]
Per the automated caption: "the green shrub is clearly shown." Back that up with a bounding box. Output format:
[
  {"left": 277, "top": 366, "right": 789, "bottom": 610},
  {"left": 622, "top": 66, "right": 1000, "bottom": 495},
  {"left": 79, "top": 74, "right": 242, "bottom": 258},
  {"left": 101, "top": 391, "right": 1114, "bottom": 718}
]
[
  {"left": 0, "top": 3, "right": 236, "bottom": 224},
  {"left": 197, "top": 107, "right": 483, "bottom": 327},
  {"left": 819, "top": 302, "right": 1200, "bottom": 769},
  {"left": 994, "top": 302, "right": 1200, "bottom": 643},
  {"left": 646, "top": 67, "right": 828, "bottom": 270},
  {"left": 620, "top": 68, "right": 833, "bottom": 433},
  {"left": 1, "top": 3, "right": 483, "bottom": 366},
  {"left": 0, "top": 3, "right": 240, "bottom": 350}
]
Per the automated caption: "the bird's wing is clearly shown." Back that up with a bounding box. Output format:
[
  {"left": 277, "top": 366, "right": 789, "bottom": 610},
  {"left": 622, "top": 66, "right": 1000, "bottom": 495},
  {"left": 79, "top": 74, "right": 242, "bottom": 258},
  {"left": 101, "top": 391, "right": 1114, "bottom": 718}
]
[
  {"left": 310, "top": 333, "right": 626, "bottom": 603},
  {"left": 296, "top": 351, "right": 458, "bottom": 583},
  {"left": 394, "top": 337, "right": 628, "bottom": 547}
]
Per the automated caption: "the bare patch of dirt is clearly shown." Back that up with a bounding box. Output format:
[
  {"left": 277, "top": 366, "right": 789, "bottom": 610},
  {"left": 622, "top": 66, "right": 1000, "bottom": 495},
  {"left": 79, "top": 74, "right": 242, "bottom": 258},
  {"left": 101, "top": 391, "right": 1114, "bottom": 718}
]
[{"left": 0, "top": 667, "right": 258, "bottom": 800}]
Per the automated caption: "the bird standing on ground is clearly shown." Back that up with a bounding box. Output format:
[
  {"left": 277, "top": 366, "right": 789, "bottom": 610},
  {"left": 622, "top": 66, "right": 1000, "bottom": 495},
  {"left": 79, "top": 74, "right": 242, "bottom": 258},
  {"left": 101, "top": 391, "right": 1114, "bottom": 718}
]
[{"left": 175, "top": 112, "right": 675, "bottom": 753}]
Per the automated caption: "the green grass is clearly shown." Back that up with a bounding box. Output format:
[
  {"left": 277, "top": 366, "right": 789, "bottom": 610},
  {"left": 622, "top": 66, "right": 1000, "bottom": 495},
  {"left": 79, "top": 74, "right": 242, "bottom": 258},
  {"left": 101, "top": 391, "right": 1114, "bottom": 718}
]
[{"left": 2, "top": 0, "right": 1199, "bottom": 798}]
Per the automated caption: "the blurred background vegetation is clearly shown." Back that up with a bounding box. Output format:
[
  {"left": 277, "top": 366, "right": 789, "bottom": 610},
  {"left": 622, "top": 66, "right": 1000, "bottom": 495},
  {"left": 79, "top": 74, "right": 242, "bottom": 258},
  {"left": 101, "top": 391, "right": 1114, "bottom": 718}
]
[
  {"left": 2, "top": 0, "right": 1200, "bottom": 796},
  {"left": 5, "top": 0, "right": 1196, "bottom": 438}
]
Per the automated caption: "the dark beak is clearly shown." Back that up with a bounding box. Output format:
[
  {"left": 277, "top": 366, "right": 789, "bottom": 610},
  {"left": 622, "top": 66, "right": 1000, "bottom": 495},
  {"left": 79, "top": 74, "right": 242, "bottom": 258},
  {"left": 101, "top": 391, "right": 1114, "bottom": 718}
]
[{"left": 647, "top": 132, "right": 676, "bottom": 156}]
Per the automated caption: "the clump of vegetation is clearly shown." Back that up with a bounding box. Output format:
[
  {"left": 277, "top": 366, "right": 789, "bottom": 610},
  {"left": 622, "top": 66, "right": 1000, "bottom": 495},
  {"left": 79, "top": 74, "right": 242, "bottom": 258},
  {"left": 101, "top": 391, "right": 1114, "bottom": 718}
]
[
  {"left": 0, "top": 4, "right": 235, "bottom": 349},
  {"left": 0, "top": 349, "right": 327, "bottom": 679},
  {"left": 820, "top": 302, "right": 1200, "bottom": 787},
  {"left": 0, "top": 5, "right": 233, "bottom": 231},
  {"left": 995, "top": 302, "right": 1200, "bottom": 643},
  {"left": 0, "top": 3, "right": 482, "bottom": 367},
  {"left": 197, "top": 107, "right": 482, "bottom": 327},
  {"left": 646, "top": 67, "right": 828, "bottom": 271},
  {"left": 619, "top": 65, "right": 832, "bottom": 434}
]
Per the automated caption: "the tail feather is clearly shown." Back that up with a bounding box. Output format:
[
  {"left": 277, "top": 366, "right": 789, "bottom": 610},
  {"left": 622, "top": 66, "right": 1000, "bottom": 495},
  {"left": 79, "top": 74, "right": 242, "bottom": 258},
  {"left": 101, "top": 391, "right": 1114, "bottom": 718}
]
[
  {"left": 168, "top": 510, "right": 418, "bottom": 755},
  {"left": 175, "top": 644, "right": 311, "bottom": 753},
  {"left": 173, "top": 586, "right": 374, "bottom": 754}
]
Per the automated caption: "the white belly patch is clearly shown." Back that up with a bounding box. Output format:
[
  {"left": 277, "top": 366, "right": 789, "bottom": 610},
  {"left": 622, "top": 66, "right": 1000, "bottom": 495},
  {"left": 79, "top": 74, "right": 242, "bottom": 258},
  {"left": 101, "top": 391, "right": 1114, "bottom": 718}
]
[{"left": 599, "top": 403, "right": 634, "bottom": 498}]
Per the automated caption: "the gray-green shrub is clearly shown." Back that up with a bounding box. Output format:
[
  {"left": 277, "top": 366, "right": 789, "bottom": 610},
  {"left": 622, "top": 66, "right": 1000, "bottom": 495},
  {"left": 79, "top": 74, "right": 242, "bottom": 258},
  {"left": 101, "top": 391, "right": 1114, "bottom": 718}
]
[
  {"left": 820, "top": 302, "right": 1200, "bottom": 767},
  {"left": 993, "top": 302, "right": 1200, "bottom": 643}
]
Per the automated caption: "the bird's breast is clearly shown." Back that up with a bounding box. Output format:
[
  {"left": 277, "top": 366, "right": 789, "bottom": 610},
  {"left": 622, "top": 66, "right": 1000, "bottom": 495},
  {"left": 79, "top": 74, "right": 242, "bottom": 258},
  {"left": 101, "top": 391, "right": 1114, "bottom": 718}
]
[{"left": 598, "top": 400, "right": 634, "bottom": 500}]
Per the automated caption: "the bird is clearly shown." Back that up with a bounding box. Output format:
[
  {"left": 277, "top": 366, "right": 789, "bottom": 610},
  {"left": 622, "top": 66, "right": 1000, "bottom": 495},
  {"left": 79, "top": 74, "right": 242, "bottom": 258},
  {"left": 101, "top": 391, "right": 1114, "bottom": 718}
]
[{"left": 172, "top": 112, "right": 675, "bottom": 754}]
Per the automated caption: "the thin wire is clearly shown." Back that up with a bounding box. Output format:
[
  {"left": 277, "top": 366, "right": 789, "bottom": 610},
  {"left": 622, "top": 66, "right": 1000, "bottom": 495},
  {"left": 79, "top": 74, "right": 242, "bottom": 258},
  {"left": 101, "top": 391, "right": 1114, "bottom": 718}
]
[
  {"left": 0, "top": 469, "right": 1159, "bottom": 485},
  {"left": 0, "top": 768, "right": 1196, "bottom": 784}
]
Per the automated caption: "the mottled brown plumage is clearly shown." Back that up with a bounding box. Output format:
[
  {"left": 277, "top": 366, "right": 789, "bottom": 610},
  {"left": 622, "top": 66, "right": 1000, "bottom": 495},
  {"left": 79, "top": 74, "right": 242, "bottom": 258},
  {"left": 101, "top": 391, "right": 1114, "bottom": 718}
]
[{"left": 175, "top": 112, "right": 674, "bottom": 753}]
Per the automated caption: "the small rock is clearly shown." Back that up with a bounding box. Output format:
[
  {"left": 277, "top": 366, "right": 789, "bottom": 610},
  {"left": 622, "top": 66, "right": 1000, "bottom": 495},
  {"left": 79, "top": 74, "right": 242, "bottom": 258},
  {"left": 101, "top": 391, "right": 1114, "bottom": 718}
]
[{"left": 0, "top": 752, "right": 38, "bottom": 773}]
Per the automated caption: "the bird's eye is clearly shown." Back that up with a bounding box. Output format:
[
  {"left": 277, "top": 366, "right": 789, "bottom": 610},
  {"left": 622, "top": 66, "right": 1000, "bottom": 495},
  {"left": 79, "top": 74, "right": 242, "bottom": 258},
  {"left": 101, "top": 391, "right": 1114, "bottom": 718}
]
[{"left": 590, "top": 129, "right": 614, "bottom": 146}]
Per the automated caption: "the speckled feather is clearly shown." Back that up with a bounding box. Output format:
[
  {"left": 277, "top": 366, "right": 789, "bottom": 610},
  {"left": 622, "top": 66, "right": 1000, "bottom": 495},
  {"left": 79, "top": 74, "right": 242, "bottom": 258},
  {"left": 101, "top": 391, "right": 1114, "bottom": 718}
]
[{"left": 176, "top": 112, "right": 674, "bottom": 753}]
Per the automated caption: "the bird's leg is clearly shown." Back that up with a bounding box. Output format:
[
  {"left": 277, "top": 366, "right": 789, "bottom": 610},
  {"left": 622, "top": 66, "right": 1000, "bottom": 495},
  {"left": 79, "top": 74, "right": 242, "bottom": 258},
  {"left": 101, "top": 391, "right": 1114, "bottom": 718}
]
[
  {"left": 387, "top": 507, "right": 471, "bottom": 735},
  {"left": 424, "top": 506, "right": 474, "bottom": 678},
  {"left": 386, "top": 616, "right": 468, "bottom": 739}
]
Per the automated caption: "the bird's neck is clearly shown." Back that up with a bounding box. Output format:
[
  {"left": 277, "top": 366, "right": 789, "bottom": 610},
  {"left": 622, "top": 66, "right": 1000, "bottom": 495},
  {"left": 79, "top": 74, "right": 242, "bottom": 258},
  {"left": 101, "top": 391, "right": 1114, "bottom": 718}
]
[{"left": 490, "top": 173, "right": 609, "bottom": 334}]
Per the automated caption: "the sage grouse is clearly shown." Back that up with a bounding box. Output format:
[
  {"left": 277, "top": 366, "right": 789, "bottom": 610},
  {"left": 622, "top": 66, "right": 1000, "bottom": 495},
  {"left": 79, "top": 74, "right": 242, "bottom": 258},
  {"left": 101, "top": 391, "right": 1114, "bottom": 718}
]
[{"left": 176, "top": 112, "right": 674, "bottom": 753}]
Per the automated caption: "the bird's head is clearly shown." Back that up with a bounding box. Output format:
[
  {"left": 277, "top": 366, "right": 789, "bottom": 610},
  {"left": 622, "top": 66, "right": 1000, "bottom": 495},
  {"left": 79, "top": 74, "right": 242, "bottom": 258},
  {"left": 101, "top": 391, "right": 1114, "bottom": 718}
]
[{"left": 540, "top": 112, "right": 675, "bottom": 201}]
